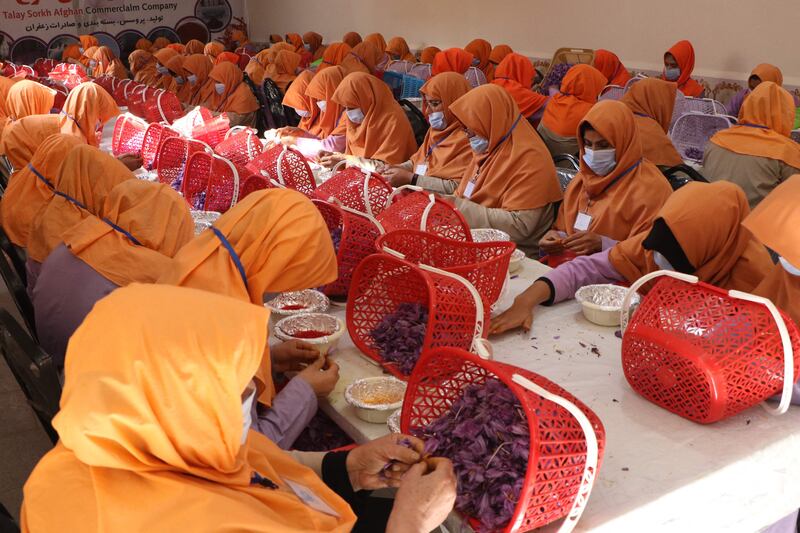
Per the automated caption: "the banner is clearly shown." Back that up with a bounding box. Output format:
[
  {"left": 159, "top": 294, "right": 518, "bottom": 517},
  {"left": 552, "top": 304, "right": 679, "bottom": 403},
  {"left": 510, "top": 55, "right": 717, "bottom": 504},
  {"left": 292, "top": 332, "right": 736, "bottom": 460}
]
[{"left": 0, "top": 0, "right": 247, "bottom": 64}]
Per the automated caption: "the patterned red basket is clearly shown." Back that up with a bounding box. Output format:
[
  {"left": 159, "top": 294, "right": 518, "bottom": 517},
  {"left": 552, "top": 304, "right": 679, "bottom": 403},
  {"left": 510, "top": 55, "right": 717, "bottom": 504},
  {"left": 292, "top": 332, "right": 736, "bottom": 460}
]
[
  {"left": 33, "top": 58, "right": 57, "bottom": 77},
  {"left": 156, "top": 137, "right": 212, "bottom": 190},
  {"left": 183, "top": 152, "right": 244, "bottom": 212},
  {"left": 377, "top": 229, "right": 514, "bottom": 310},
  {"left": 239, "top": 174, "right": 269, "bottom": 200},
  {"left": 402, "top": 347, "right": 604, "bottom": 533},
  {"left": 313, "top": 199, "right": 384, "bottom": 300},
  {"left": 143, "top": 90, "right": 185, "bottom": 124},
  {"left": 311, "top": 166, "right": 392, "bottom": 216},
  {"left": 191, "top": 112, "right": 230, "bottom": 148},
  {"left": 112, "top": 79, "right": 136, "bottom": 106},
  {"left": 127, "top": 85, "right": 158, "bottom": 118},
  {"left": 48, "top": 63, "right": 88, "bottom": 89},
  {"left": 37, "top": 78, "right": 67, "bottom": 111},
  {"left": 141, "top": 123, "right": 179, "bottom": 170},
  {"left": 346, "top": 253, "right": 486, "bottom": 378},
  {"left": 621, "top": 271, "right": 799, "bottom": 424},
  {"left": 213, "top": 129, "right": 263, "bottom": 167},
  {"left": 111, "top": 113, "right": 149, "bottom": 157},
  {"left": 92, "top": 75, "right": 114, "bottom": 94},
  {"left": 247, "top": 145, "right": 317, "bottom": 197},
  {"left": 377, "top": 186, "right": 472, "bottom": 242}
]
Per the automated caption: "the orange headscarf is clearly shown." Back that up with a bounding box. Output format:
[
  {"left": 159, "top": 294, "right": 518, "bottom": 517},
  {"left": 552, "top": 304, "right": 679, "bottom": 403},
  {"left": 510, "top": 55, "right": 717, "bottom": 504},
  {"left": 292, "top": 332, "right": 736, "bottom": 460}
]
[
  {"left": 303, "top": 31, "right": 326, "bottom": 61},
  {"left": 489, "top": 45, "right": 513, "bottom": 66},
  {"left": 340, "top": 42, "right": 382, "bottom": 76},
  {"left": 410, "top": 73, "right": 473, "bottom": 180},
  {"left": 317, "top": 42, "right": 351, "bottom": 71},
  {"left": 709, "top": 82, "right": 800, "bottom": 169},
  {"left": 419, "top": 46, "right": 441, "bottom": 65},
  {"left": 204, "top": 41, "right": 224, "bottom": 59},
  {"left": 744, "top": 175, "right": 800, "bottom": 323},
  {"left": 199, "top": 62, "right": 259, "bottom": 115},
  {"left": 5, "top": 79, "right": 56, "bottom": 120},
  {"left": 216, "top": 51, "right": 241, "bottom": 66},
  {"left": 165, "top": 55, "right": 188, "bottom": 98},
  {"left": 343, "top": 31, "right": 362, "bottom": 48},
  {"left": 609, "top": 181, "right": 772, "bottom": 292},
  {"left": 231, "top": 29, "right": 250, "bottom": 47},
  {"left": 540, "top": 64, "right": 606, "bottom": 137},
  {"left": 285, "top": 33, "right": 305, "bottom": 52},
  {"left": 332, "top": 72, "right": 417, "bottom": 164},
  {"left": 750, "top": 63, "right": 783, "bottom": 86},
  {"left": 492, "top": 53, "right": 548, "bottom": 118},
  {"left": 61, "top": 44, "right": 82, "bottom": 61},
  {"left": 0, "top": 114, "right": 60, "bottom": 172},
  {"left": 21, "top": 284, "right": 356, "bottom": 533},
  {"left": 185, "top": 39, "right": 205, "bottom": 55},
  {"left": 93, "top": 46, "right": 126, "bottom": 79},
  {"left": 265, "top": 42, "right": 295, "bottom": 64},
  {"left": 79, "top": 35, "right": 99, "bottom": 50},
  {"left": 0, "top": 76, "right": 15, "bottom": 121},
  {"left": 364, "top": 33, "right": 387, "bottom": 53},
  {"left": 592, "top": 49, "right": 631, "bottom": 87},
  {"left": 662, "top": 40, "right": 704, "bottom": 97},
  {"left": 59, "top": 82, "right": 119, "bottom": 147},
  {"left": 451, "top": 84, "right": 562, "bottom": 210},
  {"left": 62, "top": 181, "right": 194, "bottom": 287},
  {"left": 556, "top": 100, "right": 673, "bottom": 241},
  {"left": 154, "top": 48, "right": 179, "bottom": 89},
  {"left": 620, "top": 78, "right": 683, "bottom": 167},
  {"left": 27, "top": 145, "right": 134, "bottom": 263},
  {"left": 465, "top": 38, "right": 494, "bottom": 81},
  {"left": 264, "top": 50, "right": 302, "bottom": 92},
  {"left": 129, "top": 50, "right": 158, "bottom": 86},
  {"left": 79, "top": 46, "right": 98, "bottom": 68},
  {"left": 152, "top": 36, "right": 171, "bottom": 50},
  {"left": 305, "top": 66, "right": 346, "bottom": 138},
  {"left": 158, "top": 189, "right": 338, "bottom": 403},
  {"left": 270, "top": 33, "right": 284, "bottom": 44},
  {"left": 432, "top": 48, "right": 474, "bottom": 76},
  {"left": 135, "top": 38, "right": 152, "bottom": 51},
  {"left": 182, "top": 54, "right": 214, "bottom": 105},
  {"left": 386, "top": 37, "right": 415, "bottom": 61},
  {"left": 0, "top": 134, "right": 82, "bottom": 247},
  {"left": 283, "top": 70, "right": 321, "bottom": 136}
]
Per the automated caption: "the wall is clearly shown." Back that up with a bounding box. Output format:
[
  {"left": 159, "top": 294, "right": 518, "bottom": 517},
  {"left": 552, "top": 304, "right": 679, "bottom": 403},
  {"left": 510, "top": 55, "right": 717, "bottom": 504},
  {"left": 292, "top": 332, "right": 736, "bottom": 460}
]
[{"left": 246, "top": 0, "right": 800, "bottom": 86}]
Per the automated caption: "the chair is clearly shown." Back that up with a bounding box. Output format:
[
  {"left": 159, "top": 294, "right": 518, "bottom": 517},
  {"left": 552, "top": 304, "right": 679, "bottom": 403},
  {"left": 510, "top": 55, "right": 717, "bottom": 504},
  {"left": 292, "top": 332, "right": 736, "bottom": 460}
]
[
  {"left": 0, "top": 233, "right": 35, "bottom": 337},
  {"left": 683, "top": 97, "right": 727, "bottom": 116},
  {"left": 408, "top": 63, "right": 432, "bottom": 81},
  {"left": 0, "top": 309, "right": 61, "bottom": 444},
  {"left": 624, "top": 75, "right": 646, "bottom": 92},
  {"left": 242, "top": 72, "right": 277, "bottom": 134},
  {"left": 599, "top": 85, "right": 625, "bottom": 101},
  {"left": 398, "top": 99, "right": 429, "bottom": 147},
  {"left": 464, "top": 67, "right": 487, "bottom": 88},
  {"left": 0, "top": 501, "right": 19, "bottom": 533},
  {"left": 0, "top": 227, "right": 27, "bottom": 287},
  {"left": 553, "top": 153, "right": 580, "bottom": 170},
  {"left": 670, "top": 112, "right": 733, "bottom": 164},
  {"left": 791, "top": 129, "right": 800, "bottom": 144},
  {"left": 556, "top": 168, "right": 578, "bottom": 192},
  {"left": 262, "top": 78, "right": 289, "bottom": 128},
  {"left": 661, "top": 163, "right": 709, "bottom": 191}
]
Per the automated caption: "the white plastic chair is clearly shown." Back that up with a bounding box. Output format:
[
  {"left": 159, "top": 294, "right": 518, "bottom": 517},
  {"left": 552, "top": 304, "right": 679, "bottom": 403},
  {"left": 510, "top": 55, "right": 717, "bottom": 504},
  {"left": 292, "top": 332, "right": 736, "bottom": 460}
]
[
  {"left": 465, "top": 66, "right": 487, "bottom": 89},
  {"left": 599, "top": 85, "right": 625, "bottom": 101},
  {"left": 408, "top": 63, "right": 432, "bottom": 81},
  {"left": 670, "top": 112, "right": 733, "bottom": 164}
]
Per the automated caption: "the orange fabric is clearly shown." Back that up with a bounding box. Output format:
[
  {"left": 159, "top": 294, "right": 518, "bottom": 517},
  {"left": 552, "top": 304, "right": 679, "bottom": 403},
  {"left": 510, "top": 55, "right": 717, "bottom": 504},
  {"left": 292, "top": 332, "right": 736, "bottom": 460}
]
[
  {"left": 340, "top": 42, "right": 382, "bottom": 76},
  {"left": 154, "top": 48, "right": 179, "bottom": 89},
  {"left": 166, "top": 55, "right": 189, "bottom": 100},
  {"left": 61, "top": 44, "right": 82, "bottom": 61},
  {"left": 27, "top": 145, "right": 134, "bottom": 263},
  {"left": 79, "top": 35, "right": 99, "bottom": 50},
  {"left": 20, "top": 284, "right": 356, "bottom": 533},
  {"left": 79, "top": 46, "right": 98, "bottom": 68},
  {"left": 264, "top": 50, "right": 302, "bottom": 93},
  {"left": 59, "top": 82, "right": 119, "bottom": 147},
  {"left": 432, "top": 48, "right": 474, "bottom": 76},
  {"left": 197, "top": 62, "right": 259, "bottom": 114},
  {"left": 317, "top": 42, "right": 351, "bottom": 71},
  {"left": 411, "top": 73, "right": 472, "bottom": 180},
  {"left": 0, "top": 134, "right": 82, "bottom": 247},
  {"left": 283, "top": 70, "right": 322, "bottom": 136},
  {"left": 465, "top": 39, "right": 494, "bottom": 81},
  {"left": 129, "top": 50, "right": 158, "bottom": 86},
  {"left": 5, "top": 79, "right": 56, "bottom": 120},
  {"left": 621, "top": 78, "right": 683, "bottom": 167},
  {"left": 451, "top": 84, "right": 562, "bottom": 210},
  {"left": 343, "top": 31, "right": 362, "bottom": 48},
  {"left": 306, "top": 66, "right": 346, "bottom": 138},
  {"left": 265, "top": 43, "right": 295, "bottom": 65},
  {"left": 609, "top": 181, "right": 772, "bottom": 292},
  {"left": 386, "top": 37, "right": 415, "bottom": 61},
  {"left": 555, "top": 100, "right": 673, "bottom": 242},
  {"left": 0, "top": 77, "right": 15, "bottom": 122},
  {"left": 182, "top": 54, "right": 214, "bottom": 105},
  {"left": 662, "top": 40, "right": 704, "bottom": 97},
  {"left": 270, "top": 34, "right": 284, "bottom": 43},
  {"left": 231, "top": 30, "right": 249, "bottom": 46},
  {"left": 92, "top": 46, "right": 116, "bottom": 74},
  {"left": 152, "top": 37, "right": 171, "bottom": 49},
  {"left": 420, "top": 46, "right": 441, "bottom": 65},
  {"left": 492, "top": 53, "right": 548, "bottom": 118},
  {"left": 62, "top": 181, "right": 194, "bottom": 286},
  {"left": 593, "top": 49, "right": 631, "bottom": 87},
  {"left": 158, "top": 189, "right": 338, "bottom": 404},
  {"left": 135, "top": 38, "right": 152, "bottom": 51},
  {"left": 710, "top": 82, "right": 800, "bottom": 169},
  {"left": 303, "top": 31, "right": 325, "bottom": 61},
  {"left": 364, "top": 33, "right": 387, "bottom": 53},
  {"left": 204, "top": 41, "right": 224, "bottom": 59},
  {"left": 540, "top": 64, "right": 606, "bottom": 137},
  {"left": 751, "top": 63, "right": 783, "bottom": 86},
  {"left": 216, "top": 51, "right": 241, "bottom": 66},
  {"left": 489, "top": 45, "right": 513, "bottom": 66},
  {"left": 286, "top": 33, "right": 305, "bottom": 52},
  {"left": 332, "top": 72, "right": 417, "bottom": 164},
  {"left": 0, "top": 115, "right": 60, "bottom": 171},
  {"left": 185, "top": 39, "right": 205, "bottom": 55}
]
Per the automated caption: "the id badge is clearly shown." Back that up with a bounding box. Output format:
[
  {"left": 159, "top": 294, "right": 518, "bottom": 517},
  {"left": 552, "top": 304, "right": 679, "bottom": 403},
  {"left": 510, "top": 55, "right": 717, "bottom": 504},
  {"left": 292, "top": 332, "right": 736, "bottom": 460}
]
[
  {"left": 284, "top": 478, "right": 341, "bottom": 517},
  {"left": 574, "top": 212, "right": 593, "bottom": 232},
  {"left": 464, "top": 181, "right": 476, "bottom": 199},
  {"left": 414, "top": 164, "right": 428, "bottom": 176}
]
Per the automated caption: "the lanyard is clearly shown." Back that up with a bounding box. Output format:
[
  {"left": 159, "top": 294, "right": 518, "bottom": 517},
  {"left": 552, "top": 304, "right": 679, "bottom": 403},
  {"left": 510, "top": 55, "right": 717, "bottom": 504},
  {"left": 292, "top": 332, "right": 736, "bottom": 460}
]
[
  {"left": 211, "top": 226, "right": 248, "bottom": 290},
  {"left": 582, "top": 159, "right": 642, "bottom": 211},
  {"left": 425, "top": 129, "right": 454, "bottom": 161},
  {"left": 103, "top": 218, "right": 141, "bottom": 246},
  {"left": 633, "top": 112, "right": 653, "bottom": 120},
  {"left": 53, "top": 190, "right": 87, "bottom": 210},
  {"left": 60, "top": 110, "right": 82, "bottom": 132},
  {"left": 27, "top": 163, "right": 54, "bottom": 189}
]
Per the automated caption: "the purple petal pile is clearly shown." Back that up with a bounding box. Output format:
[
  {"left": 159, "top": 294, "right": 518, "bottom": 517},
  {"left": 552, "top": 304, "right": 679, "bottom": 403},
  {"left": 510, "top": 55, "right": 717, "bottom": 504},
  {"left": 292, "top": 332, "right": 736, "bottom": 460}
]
[
  {"left": 330, "top": 226, "right": 342, "bottom": 254},
  {"left": 292, "top": 410, "right": 354, "bottom": 452},
  {"left": 416, "top": 378, "right": 529, "bottom": 531},
  {"left": 683, "top": 146, "right": 704, "bottom": 160},
  {"left": 540, "top": 62, "right": 574, "bottom": 95},
  {"left": 371, "top": 302, "right": 429, "bottom": 375}
]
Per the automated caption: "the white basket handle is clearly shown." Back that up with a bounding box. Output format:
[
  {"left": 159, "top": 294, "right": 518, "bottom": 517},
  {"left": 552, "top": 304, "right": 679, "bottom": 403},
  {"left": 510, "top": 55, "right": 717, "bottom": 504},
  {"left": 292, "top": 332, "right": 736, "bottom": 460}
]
[
  {"left": 274, "top": 146, "right": 288, "bottom": 186},
  {"left": 327, "top": 197, "right": 386, "bottom": 234},
  {"left": 419, "top": 193, "right": 437, "bottom": 232},
  {"left": 728, "top": 289, "right": 795, "bottom": 416},
  {"left": 214, "top": 155, "right": 239, "bottom": 208},
  {"left": 620, "top": 270, "right": 699, "bottom": 333},
  {"left": 331, "top": 159, "right": 348, "bottom": 174},
  {"left": 225, "top": 125, "right": 249, "bottom": 140},
  {"left": 156, "top": 92, "right": 167, "bottom": 123},
  {"left": 386, "top": 184, "right": 423, "bottom": 206}
]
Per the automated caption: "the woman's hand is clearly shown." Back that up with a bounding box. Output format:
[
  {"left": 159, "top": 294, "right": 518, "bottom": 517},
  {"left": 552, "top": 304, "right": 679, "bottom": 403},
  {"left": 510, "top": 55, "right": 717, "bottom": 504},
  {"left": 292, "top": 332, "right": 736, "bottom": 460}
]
[
  {"left": 295, "top": 357, "right": 339, "bottom": 398},
  {"left": 562, "top": 231, "right": 602, "bottom": 256},
  {"left": 382, "top": 166, "right": 414, "bottom": 187},
  {"left": 117, "top": 153, "right": 143, "bottom": 171},
  {"left": 538, "top": 229, "right": 565, "bottom": 256},
  {"left": 318, "top": 152, "right": 346, "bottom": 168},
  {"left": 489, "top": 280, "right": 552, "bottom": 334},
  {"left": 387, "top": 458, "right": 457, "bottom": 533},
  {"left": 271, "top": 340, "right": 319, "bottom": 373},
  {"left": 346, "top": 434, "right": 424, "bottom": 491}
]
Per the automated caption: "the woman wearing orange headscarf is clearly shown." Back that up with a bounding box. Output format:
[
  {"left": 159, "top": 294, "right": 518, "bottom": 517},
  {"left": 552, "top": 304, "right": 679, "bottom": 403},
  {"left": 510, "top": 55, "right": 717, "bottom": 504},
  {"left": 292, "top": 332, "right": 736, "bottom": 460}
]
[
  {"left": 727, "top": 63, "right": 787, "bottom": 119},
  {"left": 343, "top": 31, "right": 362, "bottom": 48},
  {"left": 154, "top": 47, "right": 179, "bottom": 89},
  {"left": 281, "top": 70, "right": 322, "bottom": 137},
  {"left": 465, "top": 38, "right": 494, "bottom": 81},
  {"left": 620, "top": 78, "right": 683, "bottom": 167},
  {"left": 489, "top": 44, "right": 513, "bottom": 68},
  {"left": 185, "top": 39, "right": 205, "bottom": 55},
  {"left": 285, "top": 32, "right": 312, "bottom": 66},
  {"left": 431, "top": 48, "right": 474, "bottom": 76},
  {"left": 135, "top": 37, "right": 152, "bottom": 52},
  {"left": 491, "top": 181, "right": 773, "bottom": 334},
  {"left": 662, "top": 40, "right": 704, "bottom": 97},
  {"left": 164, "top": 55, "right": 189, "bottom": 98},
  {"left": 704, "top": 82, "right": 800, "bottom": 209},
  {"left": 339, "top": 42, "right": 383, "bottom": 76},
  {"left": 58, "top": 82, "right": 119, "bottom": 147},
  {"left": 264, "top": 50, "right": 302, "bottom": 92},
  {"left": 216, "top": 51, "right": 242, "bottom": 66},
  {"left": 166, "top": 43, "right": 185, "bottom": 54},
  {"left": 0, "top": 114, "right": 61, "bottom": 174},
  {"left": 78, "top": 34, "right": 98, "bottom": 51},
  {"left": 539, "top": 100, "right": 673, "bottom": 258},
  {"left": 386, "top": 37, "right": 415, "bottom": 62},
  {"left": 183, "top": 54, "right": 214, "bottom": 105},
  {"left": 492, "top": 53, "right": 549, "bottom": 126},
  {"left": 303, "top": 31, "right": 326, "bottom": 62},
  {"left": 304, "top": 65, "right": 347, "bottom": 153},
  {"left": 419, "top": 46, "right": 441, "bottom": 65},
  {"left": 0, "top": 76, "right": 15, "bottom": 120},
  {"left": 270, "top": 33, "right": 284, "bottom": 44},
  {"left": 364, "top": 33, "right": 387, "bottom": 53},
  {"left": 592, "top": 49, "right": 631, "bottom": 87},
  {"left": 1, "top": 79, "right": 56, "bottom": 140},
  {"left": 317, "top": 42, "right": 351, "bottom": 72},
  {"left": 129, "top": 49, "right": 158, "bottom": 86},
  {"left": 197, "top": 62, "right": 259, "bottom": 127},
  {"left": 33, "top": 180, "right": 193, "bottom": 366},
  {"left": 538, "top": 64, "right": 607, "bottom": 158},
  {"left": 152, "top": 36, "right": 171, "bottom": 50},
  {"left": 61, "top": 44, "right": 82, "bottom": 62},
  {"left": 449, "top": 84, "right": 562, "bottom": 254},
  {"left": 326, "top": 72, "right": 416, "bottom": 167},
  {"left": 204, "top": 41, "right": 224, "bottom": 60},
  {"left": 244, "top": 49, "right": 272, "bottom": 85},
  {"left": 79, "top": 46, "right": 98, "bottom": 69},
  {"left": 93, "top": 46, "right": 128, "bottom": 78},
  {"left": 383, "top": 73, "right": 472, "bottom": 194}
]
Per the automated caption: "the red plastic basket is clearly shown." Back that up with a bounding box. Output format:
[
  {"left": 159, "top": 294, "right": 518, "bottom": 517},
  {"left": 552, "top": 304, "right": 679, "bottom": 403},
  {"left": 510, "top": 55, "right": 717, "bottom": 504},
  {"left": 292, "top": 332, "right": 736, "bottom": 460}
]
[
  {"left": 112, "top": 79, "right": 135, "bottom": 106},
  {"left": 33, "top": 58, "right": 57, "bottom": 77},
  {"left": 156, "top": 137, "right": 212, "bottom": 190},
  {"left": 127, "top": 85, "right": 158, "bottom": 118},
  {"left": 37, "top": 78, "right": 67, "bottom": 111},
  {"left": 377, "top": 229, "right": 514, "bottom": 310},
  {"left": 111, "top": 113, "right": 149, "bottom": 157},
  {"left": 143, "top": 90, "right": 185, "bottom": 124},
  {"left": 402, "top": 347, "right": 604, "bottom": 533},
  {"left": 183, "top": 152, "right": 244, "bottom": 212},
  {"left": 48, "top": 63, "right": 88, "bottom": 89},
  {"left": 313, "top": 199, "right": 384, "bottom": 300},
  {"left": 191, "top": 112, "right": 230, "bottom": 148},
  {"left": 171, "top": 106, "right": 214, "bottom": 137},
  {"left": 93, "top": 75, "right": 115, "bottom": 94},
  {"left": 346, "top": 253, "right": 486, "bottom": 378},
  {"left": 247, "top": 145, "right": 317, "bottom": 197},
  {"left": 620, "top": 271, "right": 799, "bottom": 424},
  {"left": 239, "top": 174, "right": 269, "bottom": 200},
  {"left": 377, "top": 186, "right": 472, "bottom": 242},
  {"left": 213, "top": 129, "right": 263, "bottom": 167},
  {"left": 311, "top": 167, "right": 392, "bottom": 216},
  {"left": 183, "top": 151, "right": 212, "bottom": 210},
  {"left": 141, "top": 123, "right": 179, "bottom": 170}
]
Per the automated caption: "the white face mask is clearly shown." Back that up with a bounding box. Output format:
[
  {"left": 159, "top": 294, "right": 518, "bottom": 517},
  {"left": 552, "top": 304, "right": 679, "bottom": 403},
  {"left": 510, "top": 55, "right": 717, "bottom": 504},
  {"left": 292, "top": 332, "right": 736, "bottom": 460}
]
[
  {"left": 317, "top": 100, "right": 327, "bottom": 113},
  {"left": 583, "top": 148, "right": 617, "bottom": 176},
  {"left": 471, "top": 57, "right": 480, "bottom": 67},
  {"left": 187, "top": 74, "right": 198, "bottom": 85},
  {"left": 174, "top": 76, "right": 185, "bottom": 85},
  {"left": 294, "top": 108, "right": 310, "bottom": 118},
  {"left": 779, "top": 256, "right": 800, "bottom": 276},
  {"left": 241, "top": 382, "right": 256, "bottom": 445},
  {"left": 664, "top": 67, "right": 681, "bottom": 81},
  {"left": 428, "top": 111, "right": 446, "bottom": 130},
  {"left": 156, "top": 65, "right": 169, "bottom": 75},
  {"left": 469, "top": 135, "right": 489, "bottom": 154},
  {"left": 79, "top": 47, "right": 84, "bottom": 54},
  {"left": 215, "top": 82, "right": 226, "bottom": 95},
  {"left": 653, "top": 251, "right": 675, "bottom": 272},
  {"left": 346, "top": 108, "right": 365, "bottom": 124},
  {"left": 304, "top": 43, "right": 312, "bottom": 52}
]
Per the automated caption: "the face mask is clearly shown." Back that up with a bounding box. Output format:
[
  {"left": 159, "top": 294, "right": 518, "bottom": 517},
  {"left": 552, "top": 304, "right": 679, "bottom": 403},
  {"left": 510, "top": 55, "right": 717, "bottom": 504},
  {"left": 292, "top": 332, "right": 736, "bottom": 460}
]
[
  {"left": 471, "top": 57, "right": 480, "bottom": 67},
  {"left": 653, "top": 251, "right": 675, "bottom": 272},
  {"left": 304, "top": 43, "right": 312, "bottom": 51},
  {"left": 779, "top": 256, "right": 800, "bottom": 276},
  {"left": 156, "top": 65, "right": 169, "bottom": 75},
  {"left": 317, "top": 100, "right": 327, "bottom": 113},
  {"left": 215, "top": 82, "right": 226, "bottom": 95},
  {"left": 664, "top": 67, "right": 681, "bottom": 81},
  {"left": 295, "top": 108, "right": 310, "bottom": 118},
  {"left": 583, "top": 148, "right": 617, "bottom": 176},
  {"left": 187, "top": 74, "right": 197, "bottom": 85},
  {"left": 241, "top": 382, "right": 256, "bottom": 445},
  {"left": 89, "top": 60, "right": 97, "bottom": 67},
  {"left": 346, "top": 108, "right": 365, "bottom": 124},
  {"left": 174, "top": 76, "right": 185, "bottom": 85},
  {"left": 428, "top": 111, "right": 446, "bottom": 130},
  {"left": 469, "top": 135, "right": 489, "bottom": 154},
  {"left": 79, "top": 47, "right": 84, "bottom": 54}
]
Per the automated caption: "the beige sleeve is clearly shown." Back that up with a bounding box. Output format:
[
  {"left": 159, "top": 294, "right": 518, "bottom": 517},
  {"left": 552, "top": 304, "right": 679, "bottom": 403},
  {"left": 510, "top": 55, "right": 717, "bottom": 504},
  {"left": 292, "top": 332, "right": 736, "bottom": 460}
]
[
  {"left": 289, "top": 451, "right": 326, "bottom": 477},
  {"left": 416, "top": 176, "right": 460, "bottom": 195},
  {"left": 778, "top": 162, "right": 800, "bottom": 183}
]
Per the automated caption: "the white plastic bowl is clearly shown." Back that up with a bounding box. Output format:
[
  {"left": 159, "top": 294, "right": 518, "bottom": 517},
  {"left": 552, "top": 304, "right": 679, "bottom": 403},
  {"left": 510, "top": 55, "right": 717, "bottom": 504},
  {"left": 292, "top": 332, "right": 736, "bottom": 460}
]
[
  {"left": 273, "top": 313, "right": 345, "bottom": 357},
  {"left": 575, "top": 284, "right": 639, "bottom": 327},
  {"left": 471, "top": 228, "right": 511, "bottom": 243},
  {"left": 345, "top": 377, "right": 407, "bottom": 424},
  {"left": 509, "top": 248, "right": 525, "bottom": 273}
]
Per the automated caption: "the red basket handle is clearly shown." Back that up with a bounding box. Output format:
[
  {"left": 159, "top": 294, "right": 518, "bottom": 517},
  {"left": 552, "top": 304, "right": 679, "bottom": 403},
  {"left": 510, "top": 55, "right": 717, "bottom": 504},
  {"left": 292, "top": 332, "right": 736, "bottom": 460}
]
[{"left": 512, "top": 374, "right": 599, "bottom": 533}]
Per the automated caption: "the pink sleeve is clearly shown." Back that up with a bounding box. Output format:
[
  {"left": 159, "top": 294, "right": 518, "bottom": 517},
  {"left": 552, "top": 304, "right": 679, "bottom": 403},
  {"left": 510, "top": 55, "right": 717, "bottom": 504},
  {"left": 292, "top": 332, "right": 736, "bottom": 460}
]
[
  {"left": 543, "top": 248, "right": 626, "bottom": 304},
  {"left": 251, "top": 376, "right": 318, "bottom": 449},
  {"left": 322, "top": 134, "right": 346, "bottom": 153}
]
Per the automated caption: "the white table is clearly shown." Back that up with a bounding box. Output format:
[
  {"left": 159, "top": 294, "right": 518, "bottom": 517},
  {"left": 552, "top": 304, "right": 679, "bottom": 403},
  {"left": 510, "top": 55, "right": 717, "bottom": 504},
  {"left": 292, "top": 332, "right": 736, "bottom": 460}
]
[{"left": 308, "top": 257, "right": 800, "bottom": 533}]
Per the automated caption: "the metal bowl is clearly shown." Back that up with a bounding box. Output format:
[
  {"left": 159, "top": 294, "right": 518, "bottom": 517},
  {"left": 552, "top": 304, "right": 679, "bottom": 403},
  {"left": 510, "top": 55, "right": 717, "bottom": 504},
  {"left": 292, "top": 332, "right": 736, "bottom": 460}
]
[
  {"left": 265, "top": 289, "right": 330, "bottom": 320},
  {"left": 471, "top": 228, "right": 511, "bottom": 243},
  {"left": 575, "top": 284, "right": 640, "bottom": 327},
  {"left": 345, "top": 377, "right": 407, "bottom": 424},
  {"left": 273, "top": 312, "right": 345, "bottom": 357},
  {"left": 190, "top": 210, "right": 221, "bottom": 235}
]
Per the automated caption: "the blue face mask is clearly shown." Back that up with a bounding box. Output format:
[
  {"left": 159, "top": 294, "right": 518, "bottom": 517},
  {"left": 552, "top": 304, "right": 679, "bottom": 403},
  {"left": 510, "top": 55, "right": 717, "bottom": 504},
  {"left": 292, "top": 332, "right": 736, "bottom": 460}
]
[
  {"left": 215, "top": 83, "right": 226, "bottom": 95},
  {"left": 174, "top": 76, "right": 185, "bottom": 85},
  {"left": 428, "top": 111, "right": 446, "bottom": 130},
  {"left": 469, "top": 135, "right": 489, "bottom": 154},
  {"left": 653, "top": 251, "right": 675, "bottom": 272},
  {"left": 779, "top": 256, "right": 800, "bottom": 276},
  {"left": 187, "top": 74, "right": 197, "bottom": 85},
  {"left": 664, "top": 67, "right": 681, "bottom": 81}
]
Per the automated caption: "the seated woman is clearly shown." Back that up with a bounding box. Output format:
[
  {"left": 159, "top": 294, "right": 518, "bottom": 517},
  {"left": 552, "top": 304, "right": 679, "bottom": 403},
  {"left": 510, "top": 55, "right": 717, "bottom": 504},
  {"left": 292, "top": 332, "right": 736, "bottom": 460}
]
[
  {"left": 231, "top": 29, "right": 256, "bottom": 56},
  {"left": 152, "top": 36, "right": 171, "bottom": 50},
  {"left": 78, "top": 46, "right": 98, "bottom": 70},
  {"left": 128, "top": 49, "right": 158, "bottom": 86},
  {"left": 264, "top": 50, "right": 303, "bottom": 93},
  {"left": 215, "top": 51, "right": 243, "bottom": 67},
  {"left": 322, "top": 72, "right": 417, "bottom": 167},
  {"left": 153, "top": 47, "right": 179, "bottom": 89},
  {"left": 184, "top": 39, "right": 205, "bottom": 55},
  {"left": 726, "top": 64, "right": 790, "bottom": 119},
  {"left": 135, "top": 38, "right": 152, "bottom": 52},
  {"left": 182, "top": 54, "right": 213, "bottom": 106},
  {"left": 419, "top": 46, "right": 441, "bottom": 65},
  {"left": 303, "top": 31, "right": 326, "bottom": 63},
  {"left": 21, "top": 283, "right": 456, "bottom": 533},
  {"left": 489, "top": 44, "right": 513, "bottom": 69},
  {"left": 60, "top": 44, "right": 82, "bottom": 62},
  {"left": 538, "top": 64, "right": 607, "bottom": 158},
  {"left": 539, "top": 100, "right": 673, "bottom": 258},
  {"left": 343, "top": 31, "right": 362, "bottom": 47},
  {"left": 363, "top": 33, "right": 389, "bottom": 69},
  {"left": 592, "top": 49, "right": 631, "bottom": 87},
  {"left": 0, "top": 114, "right": 61, "bottom": 176},
  {"left": 386, "top": 36, "right": 415, "bottom": 62},
  {"left": 78, "top": 34, "right": 98, "bottom": 50},
  {"left": 92, "top": 46, "right": 127, "bottom": 79},
  {"left": 449, "top": 84, "right": 563, "bottom": 255},
  {"left": 703, "top": 82, "right": 800, "bottom": 209},
  {"left": 280, "top": 70, "right": 322, "bottom": 140},
  {"left": 465, "top": 38, "right": 494, "bottom": 81},
  {"left": 620, "top": 78, "right": 683, "bottom": 167},
  {"left": 245, "top": 44, "right": 292, "bottom": 85},
  {"left": 383, "top": 72, "right": 472, "bottom": 194},
  {"left": 58, "top": 82, "right": 119, "bottom": 148},
  {"left": 302, "top": 65, "right": 347, "bottom": 153},
  {"left": 286, "top": 32, "right": 313, "bottom": 66},
  {"left": 491, "top": 181, "right": 773, "bottom": 334},
  {"left": 492, "top": 53, "right": 549, "bottom": 127},
  {"left": 1, "top": 79, "right": 56, "bottom": 138},
  {"left": 317, "top": 42, "right": 351, "bottom": 71},
  {"left": 661, "top": 40, "right": 704, "bottom": 97},
  {"left": 197, "top": 62, "right": 260, "bottom": 127},
  {"left": 339, "top": 41, "right": 383, "bottom": 76},
  {"left": 432, "top": 48, "right": 474, "bottom": 76},
  {"left": 204, "top": 41, "right": 224, "bottom": 61},
  {"left": 33, "top": 180, "right": 194, "bottom": 367},
  {"left": 164, "top": 54, "right": 186, "bottom": 94}
]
